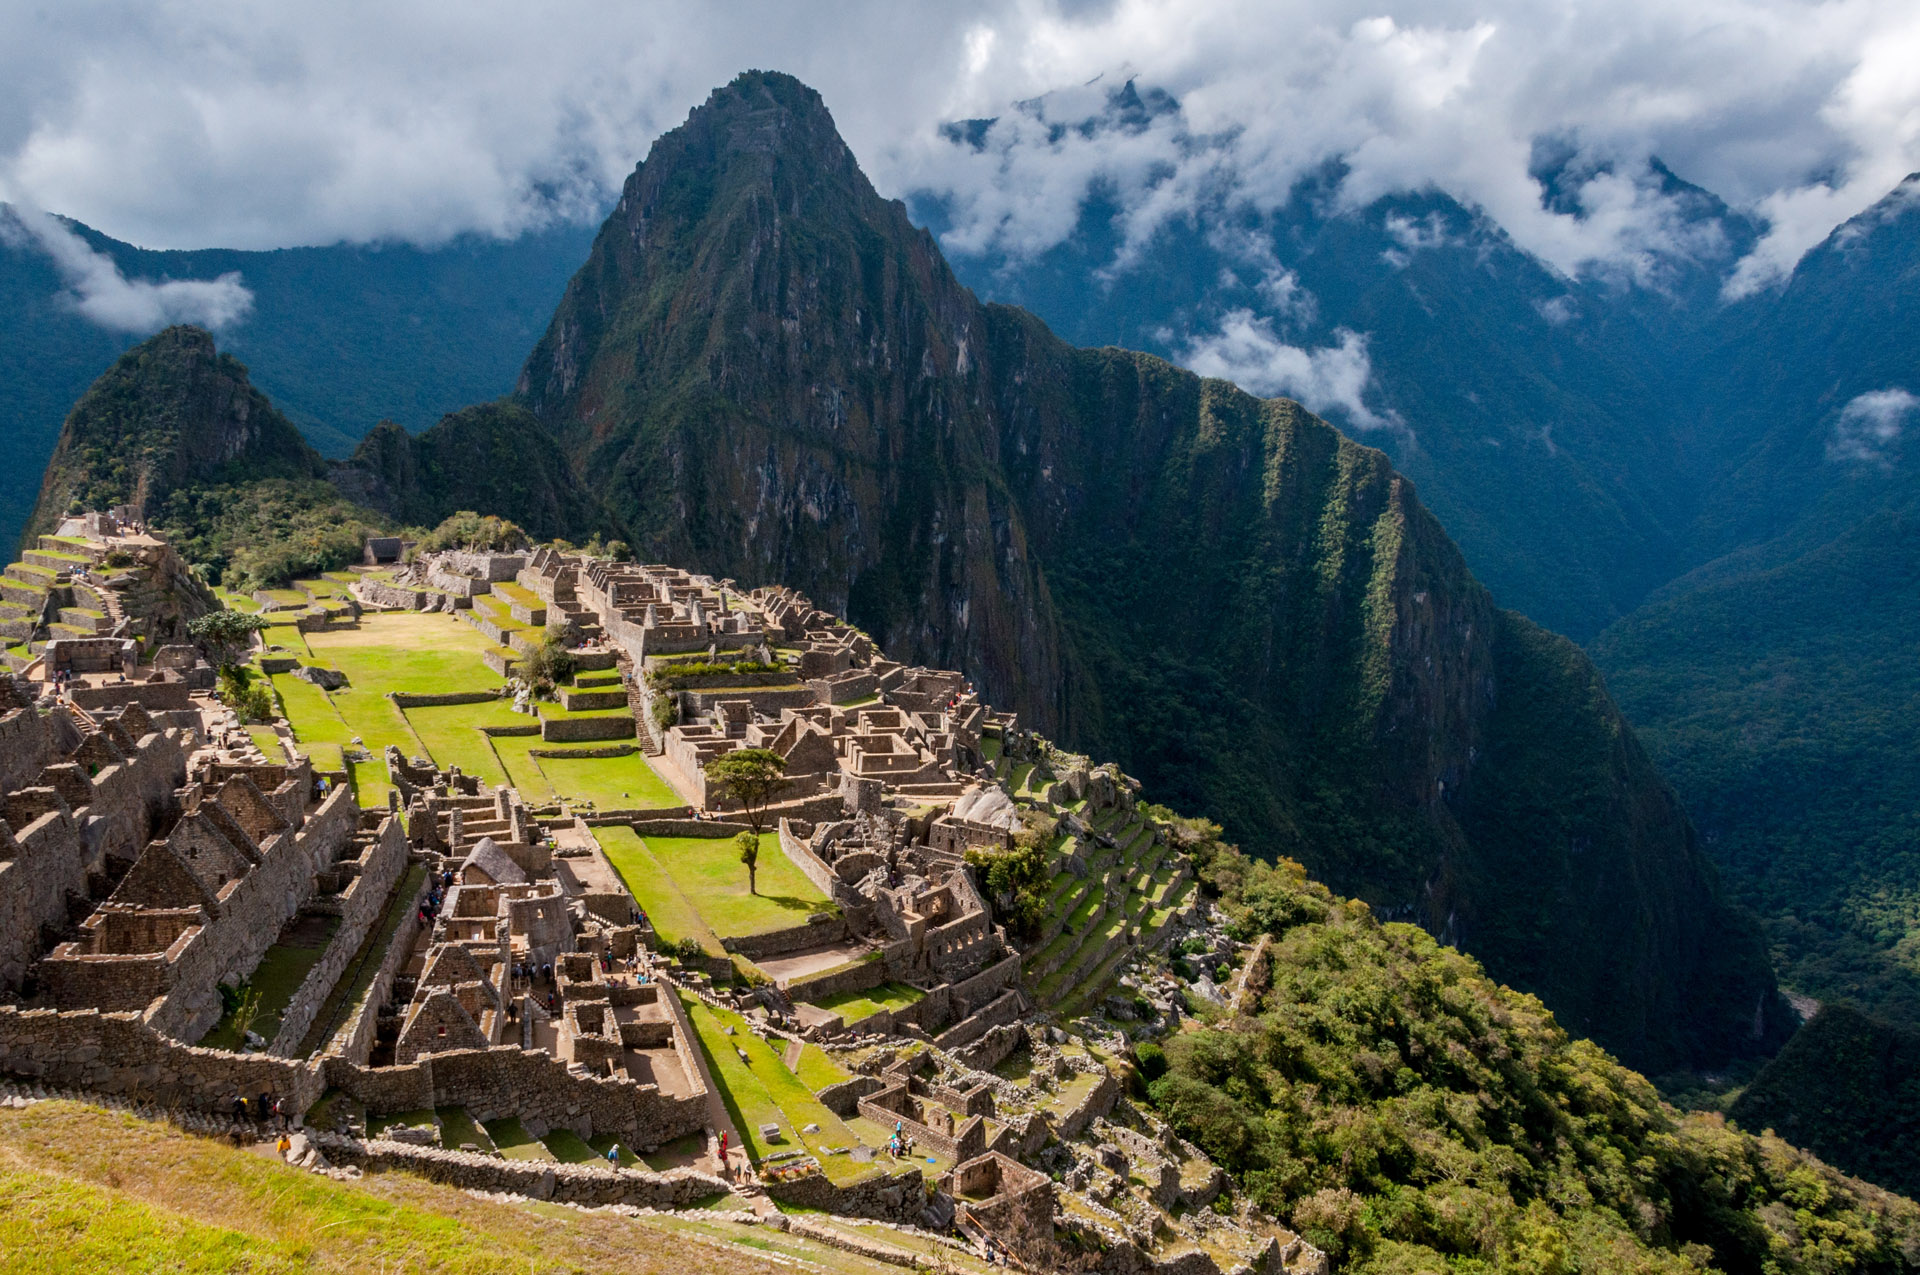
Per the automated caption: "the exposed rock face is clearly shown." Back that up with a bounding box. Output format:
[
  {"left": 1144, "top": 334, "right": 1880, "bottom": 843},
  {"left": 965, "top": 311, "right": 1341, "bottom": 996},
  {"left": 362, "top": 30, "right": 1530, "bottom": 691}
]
[
  {"left": 26, "top": 326, "right": 325, "bottom": 539},
  {"left": 517, "top": 71, "right": 1785, "bottom": 1070}
]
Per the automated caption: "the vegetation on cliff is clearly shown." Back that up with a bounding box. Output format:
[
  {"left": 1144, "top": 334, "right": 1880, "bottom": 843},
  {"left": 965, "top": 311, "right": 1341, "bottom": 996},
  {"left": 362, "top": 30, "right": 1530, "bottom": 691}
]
[
  {"left": 1729, "top": 1005, "right": 1920, "bottom": 1200},
  {"left": 1151, "top": 829, "right": 1920, "bottom": 1274},
  {"left": 514, "top": 70, "right": 1783, "bottom": 1073}
]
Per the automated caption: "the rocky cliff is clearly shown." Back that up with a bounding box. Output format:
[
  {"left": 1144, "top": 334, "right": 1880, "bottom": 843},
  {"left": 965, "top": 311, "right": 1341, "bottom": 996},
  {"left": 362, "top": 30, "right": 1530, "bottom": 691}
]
[{"left": 518, "top": 72, "right": 1787, "bottom": 1070}]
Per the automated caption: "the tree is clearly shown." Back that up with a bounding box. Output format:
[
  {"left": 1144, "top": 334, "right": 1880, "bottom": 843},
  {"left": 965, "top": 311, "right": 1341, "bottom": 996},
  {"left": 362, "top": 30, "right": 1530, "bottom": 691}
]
[
  {"left": 188, "top": 609, "right": 268, "bottom": 668},
  {"left": 216, "top": 664, "right": 274, "bottom": 724},
  {"left": 704, "top": 748, "right": 787, "bottom": 835},
  {"left": 606, "top": 540, "right": 633, "bottom": 562},
  {"left": 736, "top": 830, "right": 761, "bottom": 895}
]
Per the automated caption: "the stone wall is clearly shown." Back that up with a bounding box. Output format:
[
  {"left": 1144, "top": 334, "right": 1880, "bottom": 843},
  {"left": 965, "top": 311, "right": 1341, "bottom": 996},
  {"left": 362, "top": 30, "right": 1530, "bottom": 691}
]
[
  {"left": 69, "top": 680, "right": 192, "bottom": 712},
  {"left": 540, "top": 715, "right": 636, "bottom": 743},
  {"left": 778, "top": 818, "right": 841, "bottom": 902},
  {"left": 721, "top": 915, "right": 850, "bottom": 962},
  {"left": 320, "top": 1134, "right": 727, "bottom": 1206},
  {"left": 144, "top": 785, "right": 360, "bottom": 1043},
  {"left": 389, "top": 691, "right": 503, "bottom": 709},
  {"left": 270, "top": 817, "right": 408, "bottom": 1056},
  {"left": 762, "top": 1163, "right": 928, "bottom": 1224},
  {"left": 785, "top": 953, "right": 888, "bottom": 1005},
  {"left": 331, "top": 869, "right": 433, "bottom": 1065},
  {"left": 628, "top": 817, "right": 749, "bottom": 837},
  {"left": 0, "top": 1005, "right": 324, "bottom": 1114}
]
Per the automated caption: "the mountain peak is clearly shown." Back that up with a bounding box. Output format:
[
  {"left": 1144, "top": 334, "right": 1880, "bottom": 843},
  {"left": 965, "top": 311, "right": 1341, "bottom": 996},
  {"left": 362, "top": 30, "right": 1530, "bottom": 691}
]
[{"left": 26, "top": 324, "right": 324, "bottom": 540}]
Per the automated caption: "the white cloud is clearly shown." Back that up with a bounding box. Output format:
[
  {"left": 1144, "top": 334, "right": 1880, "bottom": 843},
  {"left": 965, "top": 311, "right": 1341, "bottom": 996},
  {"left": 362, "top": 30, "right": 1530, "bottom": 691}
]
[
  {"left": 0, "top": 0, "right": 1911, "bottom": 299},
  {"left": 1828, "top": 388, "right": 1918, "bottom": 464},
  {"left": 2, "top": 203, "right": 252, "bottom": 332},
  {"left": 1182, "top": 309, "right": 1403, "bottom": 436}
]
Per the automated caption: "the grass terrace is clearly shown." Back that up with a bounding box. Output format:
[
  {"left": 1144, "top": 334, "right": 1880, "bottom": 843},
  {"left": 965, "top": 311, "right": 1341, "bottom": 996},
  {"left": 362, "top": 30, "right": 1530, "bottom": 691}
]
[
  {"left": 679, "top": 992, "right": 874, "bottom": 1185},
  {"left": 0, "top": 1099, "right": 869, "bottom": 1275},
  {"left": 197, "top": 913, "right": 341, "bottom": 1050},
  {"left": 809, "top": 982, "right": 923, "bottom": 1025},
  {"left": 593, "top": 827, "right": 723, "bottom": 955},
  {"left": 532, "top": 750, "right": 680, "bottom": 810},
  {"left": 642, "top": 833, "right": 834, "bottom": 940},
  {"left": 792, "top": 1044, "right": 850, "bottom": 1092}
]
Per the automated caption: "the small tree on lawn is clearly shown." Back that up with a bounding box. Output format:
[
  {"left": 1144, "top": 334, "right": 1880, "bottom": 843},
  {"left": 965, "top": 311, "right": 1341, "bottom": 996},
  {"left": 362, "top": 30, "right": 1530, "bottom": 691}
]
[
  {"left": 188, "top": 609, "right": 269, "bottom": 669},
  {"left": 736, "top": 830, "right": 761, "bottom": 895},
  {"left": 704, "top": 748, "right": 787, "bottom": 836}
]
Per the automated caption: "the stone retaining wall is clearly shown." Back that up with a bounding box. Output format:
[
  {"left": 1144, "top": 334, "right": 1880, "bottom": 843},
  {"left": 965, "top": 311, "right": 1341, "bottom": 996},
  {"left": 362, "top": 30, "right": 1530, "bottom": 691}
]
[
  {"left": 721, "top": 915, "right": 850, "bottom": 962},
  {"left": 778, "top": 818, "right": 841, "bottom": 902},
  {"left": 269, "top": 818, "right": 408, "bottom": 1057},
  {"left": 527, "top": 743, "right": 637, "bottom": 758},
  {"left": 389, "top": 691, "right": 503, "bottom": 708},
  {"left": 321, "top": 1134, "right": 726, "bottom": 1207},
  {"left": 331, "top": 869, "right": 433, "bottom": 1064},
  {"left": 762, "top": 1163, "right": 928, "bottom": 1224},
  {"left": 541, "top": 715, "right": 636, "bottom": 743},
  {"left": 785, "top": 953, "right": 888, "bottom": 1004},
  {"left": 628, "top": 817, "right": 750, "bottom": 837}
]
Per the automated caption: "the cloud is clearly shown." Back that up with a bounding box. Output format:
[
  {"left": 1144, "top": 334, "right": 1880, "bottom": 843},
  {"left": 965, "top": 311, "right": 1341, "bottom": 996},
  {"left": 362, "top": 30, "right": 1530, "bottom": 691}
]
[
  {"left": 0, "top": 0, "right": 1911, "bottom": 298},
  {"left": 1182, "top": 310, "right": 1403, "bottom": 436},
  {"left": 2, "top": 203, "right": 252, "bottom": 332},
  {"left": 1828, "top": 388, "right": 1918, "bottom": 465}
]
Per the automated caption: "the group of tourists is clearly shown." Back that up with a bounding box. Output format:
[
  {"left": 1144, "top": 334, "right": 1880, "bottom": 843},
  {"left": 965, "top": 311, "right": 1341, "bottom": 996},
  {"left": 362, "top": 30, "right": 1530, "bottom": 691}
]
[{"left": 230, "top": 1091, "right": 287, "bottom": 1128}]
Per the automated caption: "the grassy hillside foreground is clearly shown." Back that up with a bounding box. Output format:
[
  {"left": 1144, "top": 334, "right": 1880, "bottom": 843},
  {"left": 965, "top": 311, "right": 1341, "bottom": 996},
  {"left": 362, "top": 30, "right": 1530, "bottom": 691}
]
[{"left": 0, "top": 1100, "right": 891, "bottom": 1274}]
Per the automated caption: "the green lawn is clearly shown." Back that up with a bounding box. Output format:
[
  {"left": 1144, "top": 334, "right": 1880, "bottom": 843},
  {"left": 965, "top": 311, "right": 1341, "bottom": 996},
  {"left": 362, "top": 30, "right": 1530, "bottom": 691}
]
[
  {"left": 590, "top": 1133, "right": 647, "bottom": 1169},
  {"left": 679, "top": 993, "right": 874, "bottom": 1185},
  {"left": 197, "top": 914, "right": 342, "bottom": 1050},
  {"left": 793, "top": 1043, "right": 850, "bottom": 1092},
  {"left": 594, "top": 827, "right": 723, "bottom": 955},
  {"left": 533, "top": 750, "right": 681, "bottom": 810},
  {"left": 436, "top": 1107, "right": 497, "bottom": 1154},
  {"left": 402, "top": 699, "right": 527, "bottom": 790},
  {"left": 269, "top": 672, "right": 395, "bottom": 807},
  {"left": 541, "top": 1128, "right": 601, "bottom": 1164},
  {"left": 487, "top": 733, "right": 559, "bottom": 804},
  {"left": 483, "top": 1117, "right": 556, "bottom": 1161},
  {"left": 304, "top": 612, "right": 506, "bottom": 697},
  {"left": 642, "top": 834, "right": 834, "bottom": 940},
  {"left": 809, "top": 981, "right": 923, "bottom": 1025}
]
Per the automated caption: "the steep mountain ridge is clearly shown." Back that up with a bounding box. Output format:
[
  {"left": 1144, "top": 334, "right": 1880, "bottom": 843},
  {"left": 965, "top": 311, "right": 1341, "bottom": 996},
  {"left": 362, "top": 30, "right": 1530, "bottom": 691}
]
[
  {"left": 0, "top": 206, "right": 594, "bottom": 555},
  {"left": 518, "top": 71, "right": 1786, "bottom": 1070},
  {"left": 26, "top": 325, "right": 328, "bottom": 534}
]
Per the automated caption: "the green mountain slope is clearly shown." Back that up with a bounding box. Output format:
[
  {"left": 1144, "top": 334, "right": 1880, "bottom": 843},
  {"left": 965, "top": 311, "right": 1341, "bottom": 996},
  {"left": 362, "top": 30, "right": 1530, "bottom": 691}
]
[
  {"left": 27, "top": 325, "right": 327, "bottom": 533},
  {"left": 1590, "top": 182, "right": 1920, "bottom": 1026},
  {"left": 331, "top": 402, "right": 605, "bottom": 541},
  {"left": 1153, "top": 835, "right": 1920, "bottom": 1274},
  {"left": 517, "top": 71, "right": 1786, "bottom": 1072},
  {"left": 30, "top": 327, "right": 393, "bottom": 591},
  {"left": 1730, "top": 1005, "right": 1920, "bottom": 1200},
  {"left": 0, "top": 206, "right": 595, "bottom": 556}
]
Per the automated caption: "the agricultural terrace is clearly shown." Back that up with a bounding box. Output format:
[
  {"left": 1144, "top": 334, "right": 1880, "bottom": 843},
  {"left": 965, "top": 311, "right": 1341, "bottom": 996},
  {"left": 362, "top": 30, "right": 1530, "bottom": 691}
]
[
  {"left": 259, "top": 602, "right": 680, "bottom": 812},
  {"left": 594, "top": 829, "right": 835, "bottom": 955}
]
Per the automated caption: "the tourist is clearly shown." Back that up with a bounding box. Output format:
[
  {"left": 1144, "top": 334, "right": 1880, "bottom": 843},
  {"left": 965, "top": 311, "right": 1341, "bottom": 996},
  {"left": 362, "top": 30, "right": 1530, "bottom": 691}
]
[
  {"left": 718, "top": 1130, "right": 727, "bottom": 1168},
  {"left": 259, "top": 1091, "right": 274, "bottom": 1126},
  {"left": 606, "top": 1145, "right": 620, "bottom": 1169},
  {"left": 232, "top": 1094, "right": 248, "bottom": 1122},
  {"left": 276, "top": 1132, "right": 292, "bottom": 1159}
]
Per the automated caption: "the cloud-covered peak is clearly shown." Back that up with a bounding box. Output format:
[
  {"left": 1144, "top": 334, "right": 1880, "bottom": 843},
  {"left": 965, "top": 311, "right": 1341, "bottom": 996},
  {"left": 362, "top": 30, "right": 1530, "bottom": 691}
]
[
  {"left": 1, "top": 204, "right": 252, "bottom": 334},
  {"left": 0, "top": 0, "right": 1914, "bottom": 299}
]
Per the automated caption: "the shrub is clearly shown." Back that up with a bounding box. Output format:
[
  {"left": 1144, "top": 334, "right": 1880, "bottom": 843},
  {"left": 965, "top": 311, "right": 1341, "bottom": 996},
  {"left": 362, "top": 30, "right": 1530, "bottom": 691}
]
[
  {"left": 1135, "top": 1041, "right": 1168, "bottom": 1083},
  {"left": 417, "top": 511, "right": 529, "bottom": 553}
]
